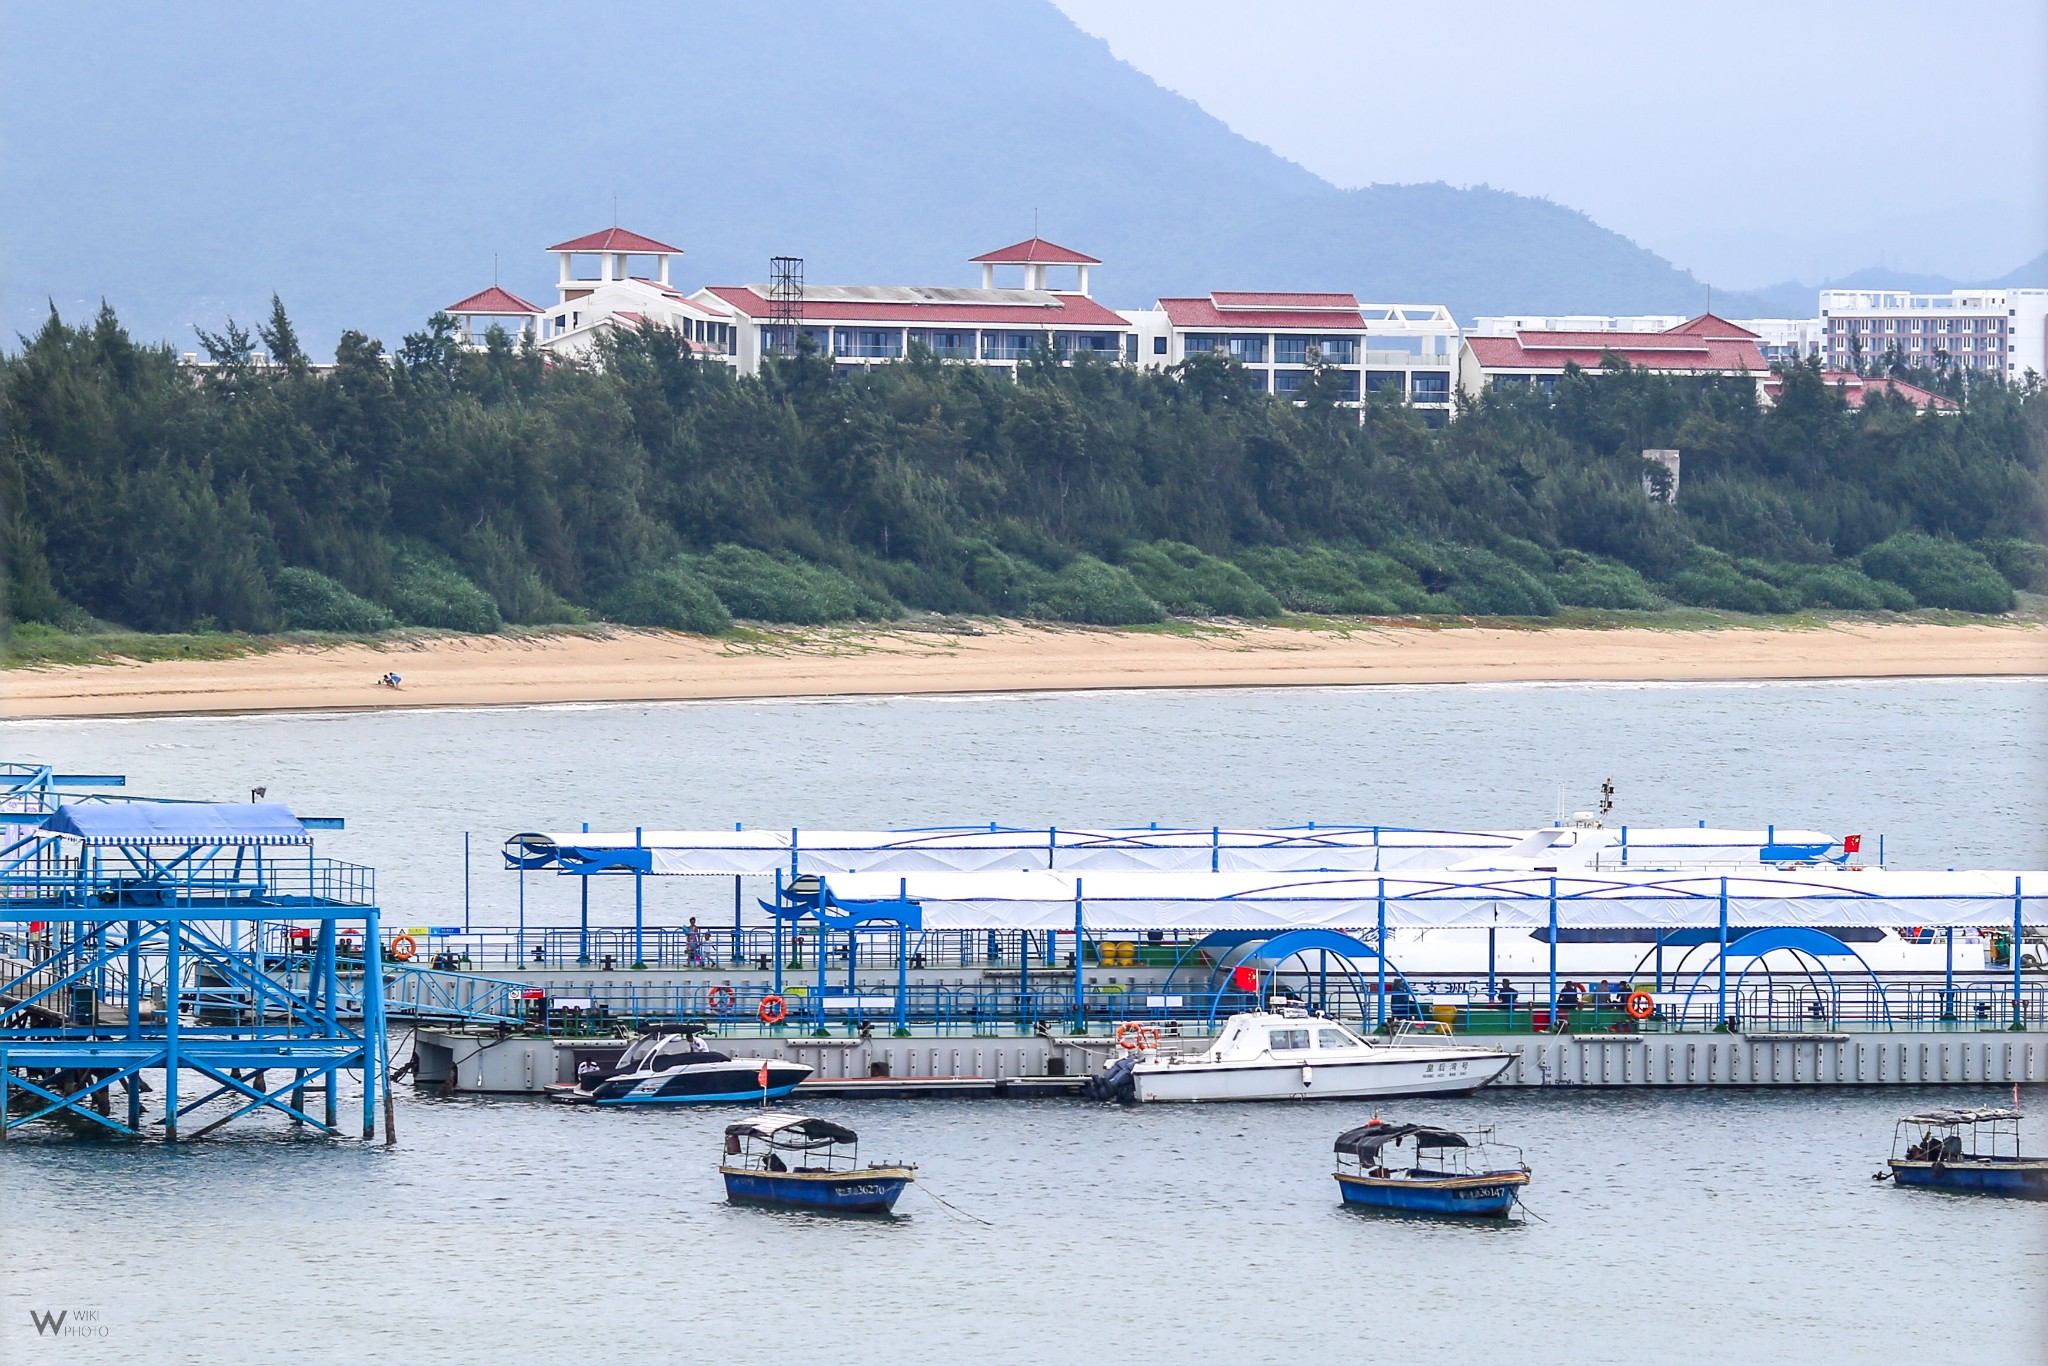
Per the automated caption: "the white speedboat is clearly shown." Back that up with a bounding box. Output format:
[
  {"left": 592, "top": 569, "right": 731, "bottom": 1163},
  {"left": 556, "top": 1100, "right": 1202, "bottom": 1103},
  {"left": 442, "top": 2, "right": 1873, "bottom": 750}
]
[{"left": 1108, "top": 1010, "right": 1512, "bottom": 1103}]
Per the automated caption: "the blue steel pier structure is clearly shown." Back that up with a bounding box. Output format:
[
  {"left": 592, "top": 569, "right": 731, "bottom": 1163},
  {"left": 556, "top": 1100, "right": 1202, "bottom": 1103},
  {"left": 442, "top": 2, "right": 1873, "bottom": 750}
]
[{"left": 0, "top": 768, "right": 391, "bottom": 1142}]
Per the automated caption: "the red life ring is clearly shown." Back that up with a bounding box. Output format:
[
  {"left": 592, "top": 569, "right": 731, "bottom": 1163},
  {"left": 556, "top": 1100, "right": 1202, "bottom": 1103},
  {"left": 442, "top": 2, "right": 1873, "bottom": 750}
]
[
  {"left": 709, "top": 985, "right": 737, "bottom": 1013},
  {"left": 1625, "top": 991, "right": 1655, "bottom": 1021},
  {"left": 1116, "top": 1023, "right": 1161, "bottom": 1051},
  {"left": 388, "top": 934, "right": 416, "bottom": 962},
  {"left": 758, "top": 994, "right": 788, "bottom": 1025}
]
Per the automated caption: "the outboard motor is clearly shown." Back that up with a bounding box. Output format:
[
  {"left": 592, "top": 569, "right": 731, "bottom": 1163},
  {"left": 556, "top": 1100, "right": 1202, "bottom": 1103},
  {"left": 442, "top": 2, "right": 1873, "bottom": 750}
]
[{"left": 1081, "top": 1053, "right": 1140, "bottom": 1103}]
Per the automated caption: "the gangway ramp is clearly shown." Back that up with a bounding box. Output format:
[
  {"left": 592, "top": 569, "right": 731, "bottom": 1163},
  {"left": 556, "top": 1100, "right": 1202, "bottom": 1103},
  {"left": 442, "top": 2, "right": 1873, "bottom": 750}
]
[{"left": 384, "top": 966, "right": 530, "bottom": 1026}]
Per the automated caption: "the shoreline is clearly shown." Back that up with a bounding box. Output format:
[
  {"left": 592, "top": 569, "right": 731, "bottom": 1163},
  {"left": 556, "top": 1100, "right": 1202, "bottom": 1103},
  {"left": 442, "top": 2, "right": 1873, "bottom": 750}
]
[{"left": 3, "top": 619, "right": 2043, "bottom": 721}]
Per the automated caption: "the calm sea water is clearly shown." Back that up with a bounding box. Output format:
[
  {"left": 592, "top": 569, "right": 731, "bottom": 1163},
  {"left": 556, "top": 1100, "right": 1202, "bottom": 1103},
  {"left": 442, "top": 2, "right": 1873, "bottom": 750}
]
[{"left": 3, "top": 681, "right": 2045, "bottom": 1363}]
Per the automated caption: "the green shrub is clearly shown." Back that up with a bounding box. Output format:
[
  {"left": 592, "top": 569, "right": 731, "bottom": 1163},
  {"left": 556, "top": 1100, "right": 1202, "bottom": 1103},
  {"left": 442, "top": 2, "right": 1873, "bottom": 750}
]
[
  {"left": 273, "top": 567, "right": 396, "bottom": 633},
  {"left": 1392, "top": 542, "right": 1556, "bottom": 616},
  {"left": 1662, "top": 549, "right": 1796, "bottom": 614},
  {"left": 1973, "top": 537, "right": 2048, "bottom": 592},
  {"left": 959, "top": 538, "right": 1057, "bottom": 614},
  {"left": 1858, "top": 533, "right": 2014, "bottom": 613},
  {"left": 1551, "top": 551, "right": 1660, "bottom": 610},
  {"left": 1035, "top": 556, "right": 1164, "bottom": 625},
  {"left": 1494, "top": 537, "right": 1556, "bottom": 578},
  {"left": 601, "top": 562, "right": 733, "bottom": 634},
  {"left": 1232, "top": 546, "right": 1401, "bottom": 615},
  {"left": 460, "top": 524, "right": 583, "bottom": 624},
  {"left": 387, "top": 546, "right": 503, "bottom": 632},
  {"left": 1118, "top": 541, "right": 1281, "bottom": 617},
  {"left": 684, "top": 545, "right": 885, "bottom": 624},
  {"left": 1783, "top": 564, "right": 1914, "bottom": 611}
]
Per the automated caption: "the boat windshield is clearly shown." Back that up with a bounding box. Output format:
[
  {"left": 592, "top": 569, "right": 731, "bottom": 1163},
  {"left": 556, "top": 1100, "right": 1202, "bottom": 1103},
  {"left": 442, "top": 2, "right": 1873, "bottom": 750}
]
[
  {"left": 1267, "top": 1028, "right": 1311, "bottom": 1053},
  {"left": 614, "top": 1036, "right": 658, "bottom": 1071},
  {"left": 1317, "top": 1027, "right": 1363, "bottom": 1049}
]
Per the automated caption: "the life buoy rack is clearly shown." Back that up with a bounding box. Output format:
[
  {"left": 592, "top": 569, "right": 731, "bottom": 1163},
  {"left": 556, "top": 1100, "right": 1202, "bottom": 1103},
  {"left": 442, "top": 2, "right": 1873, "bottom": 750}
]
[
  {"left": 709, "top": 985, "right": 737, "bottom": 1013},
  {"left": 388, "top": 934, "right": 416, "bottom": 962},
  {"left": 758, "top": 994, "right": 788, "bottom": 1025},
  {"left": 1115, "top": 1022, "right": 1160, "bottom": 1051},
  {"left": 1625, "top": 991, "right": 1656, "bottom": 1021}
]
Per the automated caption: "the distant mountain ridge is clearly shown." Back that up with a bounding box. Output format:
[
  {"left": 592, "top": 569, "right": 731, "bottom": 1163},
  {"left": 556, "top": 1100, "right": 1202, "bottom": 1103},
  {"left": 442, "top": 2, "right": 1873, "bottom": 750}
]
[{"left": 1, "top": 1, "right": 2037, "bottom": 350}]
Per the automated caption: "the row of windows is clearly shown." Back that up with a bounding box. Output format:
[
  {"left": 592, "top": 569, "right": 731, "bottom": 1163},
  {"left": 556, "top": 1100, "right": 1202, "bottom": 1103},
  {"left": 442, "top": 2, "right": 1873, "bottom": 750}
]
[
  {"left": 791, "top": 327, "right": 1133, "bottom": 363},
  {"left": 1831, "top": 316, "right": 2002, "bottom": 334},
  {"left": 1181, "top": 334, "right": 1366, "bottom": 365}
]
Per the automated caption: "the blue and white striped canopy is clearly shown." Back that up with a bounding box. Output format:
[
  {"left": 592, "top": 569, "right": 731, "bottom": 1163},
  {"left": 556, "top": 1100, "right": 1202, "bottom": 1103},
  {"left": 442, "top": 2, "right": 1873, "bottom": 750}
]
[{"left": 42, "top": 802, "right": 311, "bottom": 846}]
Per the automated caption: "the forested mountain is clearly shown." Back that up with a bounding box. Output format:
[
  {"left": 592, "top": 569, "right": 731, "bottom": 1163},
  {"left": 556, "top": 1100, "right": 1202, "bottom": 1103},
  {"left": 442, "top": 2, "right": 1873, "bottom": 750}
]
[
  {"left": 9, "top": 1, "right": 1788, "bottom": 349},
  {"left": 3, "top": 305, "right": 2042, "bottom": 644}
]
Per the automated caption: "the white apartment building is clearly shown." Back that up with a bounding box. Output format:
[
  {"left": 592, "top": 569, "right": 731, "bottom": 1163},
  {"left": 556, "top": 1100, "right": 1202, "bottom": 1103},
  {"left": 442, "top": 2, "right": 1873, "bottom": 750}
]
[
  {"left": 1818, "top": 287, "right": 2048, "bottom": 379},
  {"left": 1129, "top": 294, "right": 1458, "bottom": 421},
  {"left": 1471, "top": 314, "right": 1824, "bottom": 364},
  {"left": 1460, "top": 315, "right": 1771, "bottom": 397}
]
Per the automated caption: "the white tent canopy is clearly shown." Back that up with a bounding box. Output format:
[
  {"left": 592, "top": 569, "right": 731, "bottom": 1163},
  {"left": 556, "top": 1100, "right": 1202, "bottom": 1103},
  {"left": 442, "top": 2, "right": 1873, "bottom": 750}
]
[
  {"left": 507, "top": 824, "right": 1838, "bottom": 877},
  {"left": 815, "top": 867, "right": 2039, "bottom": 932}
]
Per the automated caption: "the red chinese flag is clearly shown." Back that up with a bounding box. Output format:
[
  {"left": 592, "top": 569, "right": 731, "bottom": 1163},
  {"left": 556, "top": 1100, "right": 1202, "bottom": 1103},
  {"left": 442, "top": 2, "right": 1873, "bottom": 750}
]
[
  {"left": 1844, "top": 835, "right": 1863, "bottom": 854},
  {"left": 757, "top": 1061, "right": 770, "bottom": 1090},
  {"left": 1232, "top": 965, "right": 1259, "bottom": 993}
]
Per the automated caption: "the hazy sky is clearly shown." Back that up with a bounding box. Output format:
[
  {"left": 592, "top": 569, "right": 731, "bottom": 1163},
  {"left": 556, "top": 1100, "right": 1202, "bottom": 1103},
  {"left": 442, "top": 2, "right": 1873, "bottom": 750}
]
[{"left": 1054, "top": 0, "right": 2047, "bottom": 286}]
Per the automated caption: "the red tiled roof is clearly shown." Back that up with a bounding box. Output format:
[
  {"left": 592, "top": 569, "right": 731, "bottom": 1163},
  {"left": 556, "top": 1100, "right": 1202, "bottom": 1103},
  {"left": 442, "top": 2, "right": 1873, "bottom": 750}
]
[
  {"left": 446, "top": 285, "right": 542, "bottom": 315},
  {"left": 1160, "top": 296, "right": 1366, "bottom": 330},
  {"left": 547, "top": 226, "right": 683, "bottom": 254},
  {"left": 1209, "top": 291, "right": 1361, "bottom": 311},
  {"left": 703, "top": 286, "right": 1128, "bottom": 328},
  {"left": 969, "top": 237, "right": 1100, "bottom": 266},
  {"left": 1666, "top": 312, "right": 1760, "bottom": 339},
  {"left": 1763, "top": 371, "right": 1959, "bottom": 411},
  {"left": 1468, "top": 320, "right": 1765, "bottom": 374}
]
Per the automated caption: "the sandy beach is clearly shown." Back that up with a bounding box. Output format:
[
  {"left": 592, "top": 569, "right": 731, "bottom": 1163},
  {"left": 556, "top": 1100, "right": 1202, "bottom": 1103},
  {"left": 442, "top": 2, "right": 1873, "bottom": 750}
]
[{"left": 2, "top": 619, "right": 2042, "bottom": 720}]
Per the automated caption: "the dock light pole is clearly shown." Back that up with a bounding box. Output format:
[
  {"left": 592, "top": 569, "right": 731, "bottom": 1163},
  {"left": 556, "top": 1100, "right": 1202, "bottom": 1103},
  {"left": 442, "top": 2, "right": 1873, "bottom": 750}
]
[
  {"left": 463, "top": 832, "right": 471, "bottom": 933},
  {"left": 1375, "top": 880, "right": 1387, "bottom": 1029},
  {"left": 896, "top": 878, "right": 909, "bottom": 1035},
  {"left": 732, "top": 875, "right": 743, "bottom": 966},
  {"left": 1547, "top": 879, "right": 1558, "bottom": 1029},
  {"left": 2014, "top": 878, "right": 2026, "bottom": 1032},
  {"left": 1072, "top": 880, "right": 1085, "bottom": 1033},
  {"left": 1717, "top": 878, "right": 1729, "bottom": 1030},
  {"left": 633, "top": 828, "right": 644, "bottom": 969},
  {"left": 577, "top": 822, "right": 590, "bottom": 965},
  {"left": 517, "top": 860, "right": 526, "bottom": 967},
  {"left": 1943, "top": 928, "right": 1955, "bottom": 1022},
  {"left": 772, "top": 870, "right": 785, "bottom": 997}
]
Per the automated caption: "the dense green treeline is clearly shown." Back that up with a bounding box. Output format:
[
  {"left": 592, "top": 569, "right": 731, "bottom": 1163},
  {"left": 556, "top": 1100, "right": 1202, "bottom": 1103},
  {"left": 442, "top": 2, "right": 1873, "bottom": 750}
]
[{"left": 3, "top": 303, "right": 2044, "bottom": 641}]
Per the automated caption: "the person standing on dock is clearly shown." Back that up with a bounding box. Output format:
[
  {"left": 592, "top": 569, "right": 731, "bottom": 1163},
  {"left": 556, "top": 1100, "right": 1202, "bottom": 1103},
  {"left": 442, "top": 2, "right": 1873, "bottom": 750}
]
[{"left": 686, "top": 917, "right": 706, "bottom": 967}]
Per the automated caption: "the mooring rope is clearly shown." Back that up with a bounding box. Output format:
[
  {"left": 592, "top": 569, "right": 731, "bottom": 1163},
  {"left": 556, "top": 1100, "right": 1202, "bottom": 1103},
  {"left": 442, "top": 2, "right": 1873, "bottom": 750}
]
[{"left": 915, "top": 1180, "right": 993, "bottom": 1226}]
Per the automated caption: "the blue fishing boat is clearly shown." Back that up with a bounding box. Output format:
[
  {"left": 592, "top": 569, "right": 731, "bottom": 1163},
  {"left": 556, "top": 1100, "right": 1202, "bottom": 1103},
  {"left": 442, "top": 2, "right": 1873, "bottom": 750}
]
[
  {"left": 1883, "top": 1108, "right": 2048, "bottom": 1199},
  {"left": 1332, "top": 1119, "right": 1530, "bottom": 1217},
  {"left": 720, "top": 1115, "right": 916, "bottom": 1214}
]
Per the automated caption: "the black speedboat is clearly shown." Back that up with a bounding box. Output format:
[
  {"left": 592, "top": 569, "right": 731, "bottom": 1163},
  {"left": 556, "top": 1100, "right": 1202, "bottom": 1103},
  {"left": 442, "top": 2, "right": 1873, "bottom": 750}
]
[{"left": 547, "top": 1029, "right": 812, "bottom": 1106}]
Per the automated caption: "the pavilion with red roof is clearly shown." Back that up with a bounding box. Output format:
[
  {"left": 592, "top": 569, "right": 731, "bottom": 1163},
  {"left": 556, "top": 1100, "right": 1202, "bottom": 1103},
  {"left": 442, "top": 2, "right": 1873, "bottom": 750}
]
[
  {"left": 444, "top": 285, "right": 544, "bottom": 347},
  {"left": 969, "top": 237, "right": 1101, "bottom": 293},
  {"left": 550, "top": 225, "right": 685, "bottom": 299}
]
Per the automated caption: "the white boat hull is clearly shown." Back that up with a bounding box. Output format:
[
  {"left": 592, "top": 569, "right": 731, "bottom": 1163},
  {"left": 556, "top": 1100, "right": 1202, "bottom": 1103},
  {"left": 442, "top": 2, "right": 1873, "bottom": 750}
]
[{"left": 1132, "top": 1048, "right": 1511, "bottom": 1103}]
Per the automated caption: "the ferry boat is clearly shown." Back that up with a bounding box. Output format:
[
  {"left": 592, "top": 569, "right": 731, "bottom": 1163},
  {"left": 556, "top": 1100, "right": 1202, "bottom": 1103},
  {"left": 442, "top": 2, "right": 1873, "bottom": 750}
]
[
  {"left": 1881, "top": 1108, "right": 2048, "bottom": 1199},
  {"left": 1104, "top": 1010, "right": 1512, "bottom": 1103},
  {"left": 547, "top": 1029, "right": 812, "bottom": 1106},
  {"left": 1333, "top": 1119, "right": 1530, "bottom": 1216},
  {"left": 720, "top": 1115, "right": 916, "bottom": 1213}
]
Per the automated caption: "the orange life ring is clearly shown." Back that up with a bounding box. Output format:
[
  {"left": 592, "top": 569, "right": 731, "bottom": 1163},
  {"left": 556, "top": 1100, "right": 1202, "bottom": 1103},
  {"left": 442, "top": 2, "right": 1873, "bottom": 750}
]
[
  {"left": 1625, "top": 991, "right": 1655, "bottom": 1021},
  {"left": 709, "top": 985, "right": 737, "bottom": 1013},
  {"left": 758, "top": 994, "right": 788, "bottom": 1025},
  {"left": 388, "top": 934, "right": 416, "bottom": 962},
  {"left": 1116, "top": 1023, "right": 1161, "bottom": 1051}
]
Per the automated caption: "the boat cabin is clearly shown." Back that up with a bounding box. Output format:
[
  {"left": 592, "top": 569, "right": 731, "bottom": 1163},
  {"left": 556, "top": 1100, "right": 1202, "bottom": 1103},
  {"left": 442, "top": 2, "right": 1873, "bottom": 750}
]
[
  {"left": 1209, "top": 1011, "right": 1372, "bottom": 1061},
  {"left": 1333, "top": 1120, "right": 1523, "bottom": 1181},
  {"left": 724, "top": 1115, "right": 867, "bottom": 1174}
]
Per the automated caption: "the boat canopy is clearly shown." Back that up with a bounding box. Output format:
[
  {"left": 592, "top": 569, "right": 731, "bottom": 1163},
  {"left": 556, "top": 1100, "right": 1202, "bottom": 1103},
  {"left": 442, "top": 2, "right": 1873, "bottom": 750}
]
[
  {"left": 42, "top": 801, "right": 311, "bottom": 846},
  {"left": 1898, "top": 1108, "right": 2023, "bottom": 1127},
  {"left": 811, "top": 866, "right": 2039, "bottom": 932},
  {"left": 502, "top": 824, "right": 1837, "bottom": 877},
  {"left": 725, "top": 1115, "right": 859, "bottom": 1148},
  {"left": 1334, "top": 1123, "right": 1471, "bottom": 1159}
]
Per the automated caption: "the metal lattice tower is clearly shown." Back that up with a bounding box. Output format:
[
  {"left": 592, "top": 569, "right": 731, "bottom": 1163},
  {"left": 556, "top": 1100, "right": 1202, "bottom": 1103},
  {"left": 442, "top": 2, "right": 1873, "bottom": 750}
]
[{"left": 768, "top": 255, "right": 804, "bottom": 357}]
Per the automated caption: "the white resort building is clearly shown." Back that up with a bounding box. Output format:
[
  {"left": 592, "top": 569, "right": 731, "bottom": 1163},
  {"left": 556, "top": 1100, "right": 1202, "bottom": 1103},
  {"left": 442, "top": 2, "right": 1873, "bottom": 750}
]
[
  {"left": 1470, "top": 314, "right": 1825, "bottom": 365},
  {"left": 1460, "top": 314, "right": 1771, "bottom": 396},
  {"left": 691, "top": 237, "right": 1134, "bottom": 376}
]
